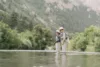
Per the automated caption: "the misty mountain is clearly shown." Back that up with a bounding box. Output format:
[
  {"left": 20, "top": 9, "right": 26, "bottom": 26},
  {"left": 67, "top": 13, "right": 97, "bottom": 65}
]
[{"left": 0, "top": 0, "right": 100, "bottom": 32}]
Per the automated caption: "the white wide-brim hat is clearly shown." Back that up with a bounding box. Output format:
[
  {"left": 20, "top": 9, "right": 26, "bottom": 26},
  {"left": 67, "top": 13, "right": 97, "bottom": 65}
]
[
  {"left": 56, "top": 30, "right": 60, "bottom": 33},
  {"left": 59, "top": 27, "right": 64, "bottom": 30}
]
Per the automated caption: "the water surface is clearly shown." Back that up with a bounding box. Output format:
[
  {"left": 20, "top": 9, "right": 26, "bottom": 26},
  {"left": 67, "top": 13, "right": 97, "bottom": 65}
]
[{"left": 0, "top": 51, "right": 100, "bottom": 67}]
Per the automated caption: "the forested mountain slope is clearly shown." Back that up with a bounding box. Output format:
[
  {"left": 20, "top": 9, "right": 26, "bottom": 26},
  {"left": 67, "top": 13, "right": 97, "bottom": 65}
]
[{"left": 0, "top": 0, "right": 100, "bottom": 32}]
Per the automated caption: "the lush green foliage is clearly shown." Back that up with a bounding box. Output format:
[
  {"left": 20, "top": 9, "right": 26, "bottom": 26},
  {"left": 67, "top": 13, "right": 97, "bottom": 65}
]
[
  {"left": 31, "top": 24, "right": 53, "bottom": 50},
  {"left": 0, "top": 22, "right": 22, "bottom": 49},
  {"left": 19, "top": 24, "right": 54, "bottom": 50},
  {"left": 70, "top": 25, "right": 100, "bottom": 52},
  {"left": 0, "top": 9, "right": 54, "bottom": 50},
  {"left": 0, "top": 21, "right": 54, "bottom": 50}
]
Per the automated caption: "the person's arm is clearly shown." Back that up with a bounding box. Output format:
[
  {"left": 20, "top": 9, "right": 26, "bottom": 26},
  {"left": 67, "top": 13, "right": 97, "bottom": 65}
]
[
  {"left": 61, "top": 33, "right": 66, "bottom": 45},
  {"left": 56, "top": 36, "right": 58, "bottom": 42},
  {"left": 63, "top": 33, "right": 66, "bottom": 41}
]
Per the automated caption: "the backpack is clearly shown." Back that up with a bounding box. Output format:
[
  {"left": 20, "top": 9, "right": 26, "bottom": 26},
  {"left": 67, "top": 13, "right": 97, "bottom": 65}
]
[{"left": 56, "top": 36, "right": 61, "bottom": 42}]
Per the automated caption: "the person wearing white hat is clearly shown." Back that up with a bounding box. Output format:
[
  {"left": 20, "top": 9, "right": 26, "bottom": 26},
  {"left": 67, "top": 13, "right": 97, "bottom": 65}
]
[
  {"left": 59, "top": 27, "right": 64, "bottom": 30},
  {"left": 59, "top": 27, "right": 68, "bottom": 52},
  {"left": 55, "top": 30, "right": 61, "bottom": 52}
]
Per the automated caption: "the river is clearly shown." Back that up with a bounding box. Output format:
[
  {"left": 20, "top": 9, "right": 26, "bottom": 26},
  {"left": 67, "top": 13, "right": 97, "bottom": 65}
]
[{"left": 0, "top": 51, "right": 100, "bottom": 67}]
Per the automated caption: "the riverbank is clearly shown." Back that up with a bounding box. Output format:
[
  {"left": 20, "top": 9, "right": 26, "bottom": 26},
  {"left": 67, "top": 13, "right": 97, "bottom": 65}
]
[{"left": 0, "top": 50, "right": 100, "bottom": 55}]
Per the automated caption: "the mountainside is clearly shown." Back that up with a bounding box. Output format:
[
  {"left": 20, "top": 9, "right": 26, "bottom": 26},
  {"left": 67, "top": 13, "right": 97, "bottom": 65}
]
[{"left": 0, "top": 0, "right": 100, "bottom": 32}]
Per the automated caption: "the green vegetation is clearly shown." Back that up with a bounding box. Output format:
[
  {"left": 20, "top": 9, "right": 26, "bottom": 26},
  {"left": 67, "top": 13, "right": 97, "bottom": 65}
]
[
  {"left": 0, "top": 21, "right": 54, "bottom": 50},
  {"left": 70, "top": 26, "right": 100, "bottom": 52},
  {"left": 0, "top": 8, "right": 54, "bottom": 50},
  {"left": 0, "top": 21, "right": 21, "bottom": 49}
]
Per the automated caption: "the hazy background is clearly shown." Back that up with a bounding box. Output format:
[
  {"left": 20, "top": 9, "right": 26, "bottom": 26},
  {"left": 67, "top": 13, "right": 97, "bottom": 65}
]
[{"left": 1, "top": 0, "right": 100, "bottom": 32}]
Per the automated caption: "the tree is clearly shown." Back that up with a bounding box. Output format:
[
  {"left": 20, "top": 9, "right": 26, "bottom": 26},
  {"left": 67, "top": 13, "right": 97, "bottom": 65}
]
[
  {"left": 70, "top": 25, "right": 100, "bottom": 52},
  {"left": 31, "top": 24, "right": 53, "bottom": 50},
  {"left": 0, "top": 21, "right": 22, "bottom": 49},
  {"left": 95, "top": 38, "right": 100, "bottom": 52},
  {"left": 71, "top": 33, "right": 88, "bottom": 51},
  {"left": 9, "top": 12, "right": 19, "bottom": 29},
  {"left": 0, "top": 22, "right": 54, "bottom": 50}
]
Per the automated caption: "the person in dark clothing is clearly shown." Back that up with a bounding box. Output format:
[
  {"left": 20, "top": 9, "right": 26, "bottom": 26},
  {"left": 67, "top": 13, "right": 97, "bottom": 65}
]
[{"left": 55, "top": 30, "right": 61, "bottom": 52}]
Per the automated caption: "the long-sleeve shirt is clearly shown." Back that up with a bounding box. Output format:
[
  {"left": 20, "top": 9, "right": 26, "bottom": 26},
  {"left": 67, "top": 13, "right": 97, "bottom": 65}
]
[
  {"left": 60, "top": 32, "right": 66, "bottom": 41},
  {"left": 60, "top": 32, "right": 69, "bottom": 43}
]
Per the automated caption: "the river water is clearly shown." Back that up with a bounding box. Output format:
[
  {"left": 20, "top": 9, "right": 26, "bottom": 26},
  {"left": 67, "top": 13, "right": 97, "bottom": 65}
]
[{"left": 0, "top": 51, "right": 100, "bottom": 67}]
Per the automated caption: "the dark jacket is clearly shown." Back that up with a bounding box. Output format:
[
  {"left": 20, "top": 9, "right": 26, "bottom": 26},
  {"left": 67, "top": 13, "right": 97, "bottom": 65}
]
[{"left": 56, "top": 35, "right": 61, "bottom": 42}]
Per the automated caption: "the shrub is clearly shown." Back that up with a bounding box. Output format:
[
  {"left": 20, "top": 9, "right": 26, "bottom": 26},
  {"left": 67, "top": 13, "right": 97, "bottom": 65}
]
[
  {"left": 18, "top": 30, "right": 32, "bottom": 49},
  {"left": 95, "top": 38, "right": 100, "bottom": 52},
  {"left": 0, "top": 21, "right": 22, "bottom": 49},
  {"left": 31, "top": 24, "right": 54, "bottom": 50},
  {"left": 0, "top": 22, "right": 54, "bottom": 50},
  {"left": 70, "top": 25, "right": 100, "bottom": 52}
]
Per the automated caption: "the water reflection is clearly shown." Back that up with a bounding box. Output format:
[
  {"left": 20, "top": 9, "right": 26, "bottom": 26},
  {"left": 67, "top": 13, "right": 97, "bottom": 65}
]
[
  {"left": 0, "top": 52, "right": 100, "bottom": 67},
  {"left": 61, "top": 53, "right": 67, "bottom": 67},
  {"left": 55, "top": 53, "right": 61, "bottom": 67},
  {"left": 55, "top": 53, "right": 67, "bottom": 67}
]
